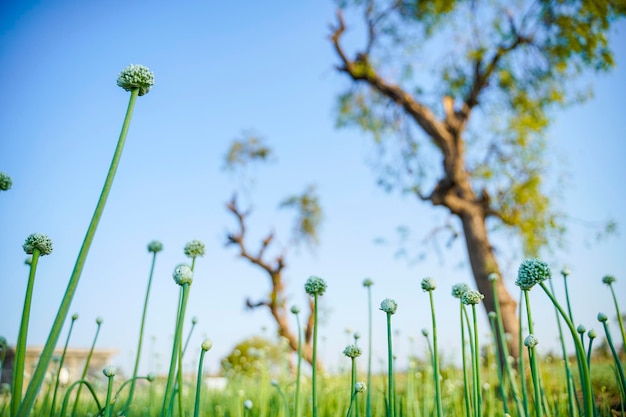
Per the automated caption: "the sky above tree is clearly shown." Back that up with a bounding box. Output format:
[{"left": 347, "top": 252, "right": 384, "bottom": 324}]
[{"left": 1, "top": 1, "right": 625, "bottom": 376}]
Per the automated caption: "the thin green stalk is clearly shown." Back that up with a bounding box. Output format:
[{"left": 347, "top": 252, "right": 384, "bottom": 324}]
[
  {"left": 11, "top": 249, "right": 41, "bottom": 416},
  {"left": 72, "top": 318, "right": 102, "bottom": 417},
  {"left": 461, "top": 303, "right": 472, "bottom": 417},
  {"left": 385, "top": 313, "right": 394, "bottom": 417},
  {"left": 490, "top": 277, "right": 524, "bottom": 417},
  {"left": 524, "top": 290, "right": 542, "bottom": 417},
  {"left": 176, "top": 338, "right": 184, "bottom": 417},
  {"left": 607, "top": 283, "right": 626, "bottom": 355},
  {"left": 562, "top": 274, "right": 575, "bottom": 327},
  {"left": 194, "top": 349, "right": 207, "bottom": 417},
  {"left": 126, "top": 249, "right": 160, "bottom": 409},
  {"left": 586, "top": 333, "right": 595, "bottom": 370},
  {"left": 272, "top": 381, "right": 291, "bottom": 417},
  {"left": 527, "top": 345, "right": 542, "bottom": 417},
  {"left": 312, "top": 293, "right": 320, "bottom": 417},
  {"left": 548, "top": 277, "right": 577, "bottom": 417},
  {"left": 50, "top": 314, "right": 79, "bottom": 417},
  {"left": 519, "top": 290, "right": 530, "bottom": 417},
  {"left": 161, "top": 283, "right": 191, "bottom": 417},
  {"left": 428, "top": 290, "right": 443, "bottom": 417},
  {"left": 350, "top": 357, "right": 357, "bottom": 417},
  {"left": 291, "top": 308, "right": 302, "bottom": 417},
  {"left": 471, "top": 304, "right": 482, "bottom": 417},
  {"left": 346, "top": 389, "right": 360, "bottom": 417},
  {"left": 488, "top": 313, "right": 508, "bottom": 415},
  {"left": 600, "top": 318, "right": 626, "bottom": 401},
  {"left": 103, "top": 373, "right": 115, "bottom": 417},
  {"left": 539, "top": 282, "right": 594, "bottom": 417},
  {"left": 364, "top": 281, "right": 373, "bottom": 417},
  {"left": 16, "top": 88, "right": 140, "bottom": 417},
  {"left": 59, "top": 380, "right": 101, "bottom": 417},
  {"left": 170, "top": 316, "right": 197, "bottom": 417}
]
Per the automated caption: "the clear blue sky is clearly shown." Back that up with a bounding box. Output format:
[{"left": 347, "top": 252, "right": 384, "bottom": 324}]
[{"left": 1, "top": 1, "right": 625, "bottom": 378}]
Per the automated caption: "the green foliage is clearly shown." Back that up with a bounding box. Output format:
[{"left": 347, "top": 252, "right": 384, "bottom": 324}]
[
  {"left": 224, "top": 133, "right": 274, "bottom": 171},
  {"left": 335, "top": 0, "right": 624, "bottom": 256},
  {"left": 221, "top": 336, "right": 286, "bottom": 378},
  {"left": 279, "top": 185, "right": 323, "bottom": 247}
]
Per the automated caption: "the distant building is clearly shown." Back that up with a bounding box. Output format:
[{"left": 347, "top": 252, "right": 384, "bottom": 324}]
[{"left": 1, "top": 346, "right": 118, "bottom": 388}]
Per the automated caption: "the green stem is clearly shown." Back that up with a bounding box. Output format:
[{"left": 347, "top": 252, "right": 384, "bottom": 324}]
[
  {"left": 176, "top": 339, "right": 184, "bottom": 417},
  {"left": 365, "top": 286, "right": 372, "bottom": 417},
  {"left": 471, "top": 304, "right": 481, "bottom": 417},
  {"left": 294, "top": 312, "right": 302, "bottom": 417},
  {"left": 523, "top": 290, "right": 542, "bottom": 417},
  {"left": 346, "top": 390, "right": 359, "bottom": 417},
  {"left": 161, "top": 283, "right": 190, "bottom": 417},
  {"left": 273, "top": 383, "right": 291, "bottom": 417},
  {"left": 489, "top": 313, "right": 508, "bottom": 415},
  {"left": 539, "top": 282, "right": 594, "bottom": 417},
  {"left": 601, "top": 321, "right": 626, "bottom": 400},
  {"left": 608, "top": 284, "right": 626, "bottom": 355},
  {"left": 587, "top": 338, "right": 594, "bottom": 370},
  {"left": 312, "top": 294, "right": 319, "bottom": 417},
  {"left": 460, "top": 303, "right": 472, "bottom": 417},
  {"left": 548, "top": 277, "right": 577, "bottom": 417},
  {"left": 72, "top": 321, "right": 102, "bottom": 417},
  {"left": 16, "top": 88, "right": 140, "bottom": 417},
  {"left": 103, "top": 375, "right": 115, "bottom": 417},
  {"left": 386, "top": 312, "right": 394, "bottom": 417},
  {"left": 59, "top": 380, "right": 101, "bottom": 417},
  {"left": 428, "top": 291, "right": 443, "bottom": 417},
  {"left": 126, "top": 250, "right": 159, "bottom": 409},
  {"left": 519, "top": 291, "right": 530, "bottom": 417},
  {"left": 50, "top": 315, "right": 78, "bottom": 416},
  {"left": 563, "top": 275, "right": 575, "bottom": 327},
  {"left": 193, "top": 350, "right": 206, "bottom": 417},
  {"left": 490, "top": 278, "right": 523, "bottom": 417},
  {"left": 527, "top": 345, "right": 542, "bottom": 417},
  {"left": 350, "top": 358, "right": 356, "bottom": 417},
  {"left": 11, "top": 249, "right": 41, "bottom": 416}
]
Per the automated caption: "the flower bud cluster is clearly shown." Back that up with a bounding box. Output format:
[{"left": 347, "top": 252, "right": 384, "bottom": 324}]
[{"left": 516, "top": 258, "right": 551, "bottom": 290}]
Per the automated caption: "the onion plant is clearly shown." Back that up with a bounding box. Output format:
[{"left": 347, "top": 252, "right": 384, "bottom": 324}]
[
  {"left": 380, "top": 298, "right": 397, "bottom": 417},
  {"left": 72, "top": 316, "right": 103, "bottom": 417},
  {"left": 363, "top": 278, "right": 374, "bottom": 417},
  {"left": 421, "top": 277, "right": 443, "bottom": 417},
  {"left": 602, "top": 275, "right": 626, "bottom": 354},
  {"left": 11, "top": 233, "right": 53, "bottom": 416},
  {"left": 343, "top": 344, "right": 362, "bottom": 417},
  {"left": 50, "top": 313, "right": 79, "bottom": 417},
  {"left": 530, "top": 258, "right": 594, "bottom": 417},
  {"left": 291, "top": 305, "right": 303, "bottom": 417},
  {"left": 462, "top": 289, "right": 484, "bottom": 417},
  {"left": 346, "top": 383, "right": 367, "bottom": 417},
  {"left": 550, "top": 269, "right": 577, "bottom": 417},
  {"left": 15, "top": 64, "right": 154, "bottom": 417},
  {"left": 305, "top": 275, "right": 327, "bottom": 417},
  {"left": 101, "top": 366, "right": 116, "bottom": 417},
  {"left": 161, "top": 264, "right": 194, "bottom": 417},
  {"left": 597, "top": 312, "right": 626, "bottom": 404},
  {"left": 452, "top": 283, "right": 472, "bottom": 417},
  {"left": 194, "top": 339, "right": 213, "bottom": 417},
  {"left": 125, "top": 240, "right": 163, "bottom": 411}
]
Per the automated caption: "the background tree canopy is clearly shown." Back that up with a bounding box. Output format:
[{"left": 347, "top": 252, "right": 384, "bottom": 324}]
[{"left": 331, "top": 0, "right": 625, "bottom": 358}]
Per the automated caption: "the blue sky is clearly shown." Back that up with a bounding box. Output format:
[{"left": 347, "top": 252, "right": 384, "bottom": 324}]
[{"left": 1, "top": 1, "right": 625, "bottom": 378}]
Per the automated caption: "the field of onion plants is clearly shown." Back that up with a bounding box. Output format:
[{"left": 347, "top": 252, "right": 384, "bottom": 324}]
[{"left": 0, "top": 65, "right": 624, "bottom": 417}]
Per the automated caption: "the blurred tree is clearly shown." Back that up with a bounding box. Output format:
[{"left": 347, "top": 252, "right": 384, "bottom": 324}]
[
  {"left": 330, "top": 0, "right": 624, "bottom": 358},
  {"left": 224, "top": 134, "right": 323, "bottom": 369},
  {"left": 220, "top": 336, "right": 287, "bottom": 378}
]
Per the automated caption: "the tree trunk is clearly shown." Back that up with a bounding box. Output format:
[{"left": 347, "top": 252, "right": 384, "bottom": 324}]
[{"left": 460, "top": 210, "right": 520, "bottom": 360}]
